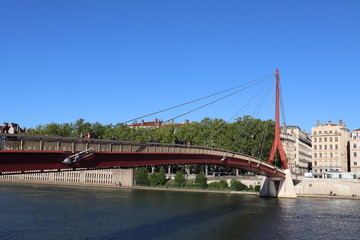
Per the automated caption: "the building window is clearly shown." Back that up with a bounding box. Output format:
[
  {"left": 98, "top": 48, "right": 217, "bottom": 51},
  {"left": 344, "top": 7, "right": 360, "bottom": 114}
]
[
  {"left": 353, "top": 143, "right": 357, "bottom": 148},
  {"left": 319, "top": 131, "right": 322, "bottom": 134},
  {"left": 314, "top": 145, "right": 317, "bottom": 150},
  {"left": 330, "top": 153, "right": 333, "bottom": 158},
  {"left": 319, "top": 138, "right": 322, "bottom": 142},
  {"left": 354, "top": 152, "right": 357, "bottom": 157},
  {"left": 314, "top": 153, "right": 317, "bottom": 158},
  {"left": 355, "top": 162, "right": 358, "bottom": 166},
  {"left": 330, "top": 145, "right": 333, "bottom": 150},
  {"left": 319, "top": 153, "right": 322, "bottom": 158},
  {"left": 335, "top": 137, "right": 338, "bottom": 142},
  {"left": 330, "top": 137, "right": 333, "bottom": 142},
  {"left": 314, "top": 131, "right": 317, "bottom": 135},
  {"left": 314, "top": 161, "right": 317, "bottom": 166},
  {"left": 335, "top": 145, "right": 338, "bottom": 150},
  {"left": 314, "top": 138, "right": 317, "bottom": 143},
  {"left": 324, "top": 145, "right": 327, "bottom": 150},
  {"left": 330, "top": 130, "right": 332, "bottom": 134},
  {"left": 335, "top": 130, "right": 338, "bottom": 134}
]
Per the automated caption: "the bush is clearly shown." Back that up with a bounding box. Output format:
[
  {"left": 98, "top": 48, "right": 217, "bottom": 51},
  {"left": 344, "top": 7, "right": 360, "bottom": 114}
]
[
  {"left": 149, "top": 167, "right": 167, "bottom": 186},
  {"left": 173, "top": 171, "right": 186, "bottom": 187},
  {"left": 230, "top": 179, "right": 247, "bottom": 191},
  {"left": 195, "top": 172, "right": 208, "bottom": 189},
  {"left": 254, "top": 185, "right": 261, "bottom": 192},
  {"left": 208, "top": 181, "right": 219, "bottom": 189},
  {"left": 218, "top": 179, "right": 228, "bottom": 190},
  {"left": 136, "top": 167, "right": 150, "bottom": 186}
]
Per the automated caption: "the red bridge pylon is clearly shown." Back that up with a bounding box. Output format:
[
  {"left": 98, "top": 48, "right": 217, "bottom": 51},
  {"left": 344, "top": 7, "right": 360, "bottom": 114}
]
[{"left": 268, "top": 69, "right": 288, "bottom": 169}]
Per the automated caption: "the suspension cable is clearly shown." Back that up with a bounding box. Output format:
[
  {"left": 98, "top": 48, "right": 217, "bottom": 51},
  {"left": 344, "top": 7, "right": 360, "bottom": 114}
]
[
  {"left": 221, "top": 79, "right": 274, "bottom": 160},
  {"left": 90, "top": 73, "right": 274, "bottom": 135},
  {"left": 201, "top": 76, "right": 272, "bottom": 147},
  {"left": 65, "top": 74, "right": 273, "bottom": 163}
]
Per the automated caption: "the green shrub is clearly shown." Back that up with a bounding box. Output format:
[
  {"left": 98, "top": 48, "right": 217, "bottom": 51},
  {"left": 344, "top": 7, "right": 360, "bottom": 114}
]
[
  {"left": 173, "top": 171, "right": 186, "bottom": 187},
  {"left": 136, "top": 167, "right": 150, "bottom": 186},
  {"left": 230, "top": 179, "right": 247, "bottom": 191},
  {"left": 208, "top": 181, "right": 219, "bottom": 189},
  {"left": 218, "top": 179, "right": 228, "bottom": 190},
  {"left": 195, "top": 172, "right": 207, "bottom": 189},
  {"left": 149, "top": 167, "right": 167, "bottom": 186}
]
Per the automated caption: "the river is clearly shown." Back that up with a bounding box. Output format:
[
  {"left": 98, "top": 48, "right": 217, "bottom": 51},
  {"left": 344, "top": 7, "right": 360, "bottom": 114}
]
[{"left": 0, "top": 183, "right": 359, "bottom": 240}]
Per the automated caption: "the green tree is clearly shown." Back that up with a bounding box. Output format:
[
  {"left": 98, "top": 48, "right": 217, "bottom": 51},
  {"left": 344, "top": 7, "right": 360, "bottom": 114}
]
[
  {"left": 173, "top": 171, "right": 186, "bottom": 187},
  {"left": 149, "top": 167, "right": 167, "bottom": 186},
  {"left": 136, "top": 167, "right": 150, "bottom": 186},
  {"left": 195, "top": 172, "right": 207, "bottom": 189}
]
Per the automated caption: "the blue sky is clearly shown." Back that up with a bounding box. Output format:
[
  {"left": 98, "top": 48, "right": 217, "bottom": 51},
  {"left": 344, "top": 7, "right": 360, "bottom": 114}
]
[{"left": 1, "top": 1, "right": 360, "bottom": 132}]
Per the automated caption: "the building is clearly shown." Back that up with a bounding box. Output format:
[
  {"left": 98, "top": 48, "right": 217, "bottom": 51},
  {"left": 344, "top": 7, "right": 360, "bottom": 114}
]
[
  {"left": 349, "top": 129, "right": 360, "bottom": 178},
  {"left": 285, "top": 126, "right": 312, "bottom": 176},
  {"left": 311, "top": 120, "right": 350, "bottom": 178},
  {"left": 128, "top": 119, "right": 189, "bottom": 129},
  {"left": 281, "top": 130, "right": 296, "bottom": 174}
]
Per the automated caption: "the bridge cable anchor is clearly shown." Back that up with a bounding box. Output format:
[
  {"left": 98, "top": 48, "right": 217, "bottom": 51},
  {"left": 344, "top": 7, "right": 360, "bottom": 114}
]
[{"left": 62, "top": 148, "right": 95, "bottom": 165}]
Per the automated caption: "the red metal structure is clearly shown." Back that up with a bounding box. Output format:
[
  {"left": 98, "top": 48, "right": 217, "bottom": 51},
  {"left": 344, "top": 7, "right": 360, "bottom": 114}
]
[{"left": 268, "top": 69, "right": 288, "bottom": 169}]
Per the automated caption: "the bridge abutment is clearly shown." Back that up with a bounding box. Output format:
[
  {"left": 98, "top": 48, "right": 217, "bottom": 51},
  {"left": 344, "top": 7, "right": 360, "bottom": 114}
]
[{"left": 259, "top": 169, "right": 297, "bottom": 198}]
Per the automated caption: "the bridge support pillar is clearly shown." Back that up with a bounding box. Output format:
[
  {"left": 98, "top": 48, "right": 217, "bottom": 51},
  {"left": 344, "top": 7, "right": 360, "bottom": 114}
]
[
  {"left": 259, "top": 169, "right": 297, "bottom": 198},
  {"left": 112, "top": 168, "right": 134, "bottom": 187}
]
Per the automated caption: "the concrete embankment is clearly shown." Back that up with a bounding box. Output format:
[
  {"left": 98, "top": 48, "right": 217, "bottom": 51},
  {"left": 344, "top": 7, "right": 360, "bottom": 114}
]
[{"left": 295, "top": 178, "right": 360, "bottom": 197}]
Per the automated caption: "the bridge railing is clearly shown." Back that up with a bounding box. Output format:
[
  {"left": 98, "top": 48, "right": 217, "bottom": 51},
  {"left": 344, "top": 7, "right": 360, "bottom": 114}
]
[{"left": 0, "top": 134, "right": 279, "bottom": 170}]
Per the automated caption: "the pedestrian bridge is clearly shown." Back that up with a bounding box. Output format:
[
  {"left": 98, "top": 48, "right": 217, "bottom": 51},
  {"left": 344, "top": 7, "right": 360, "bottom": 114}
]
[{"left": 0, "top": 134, "right": 285, "bottom": 178}]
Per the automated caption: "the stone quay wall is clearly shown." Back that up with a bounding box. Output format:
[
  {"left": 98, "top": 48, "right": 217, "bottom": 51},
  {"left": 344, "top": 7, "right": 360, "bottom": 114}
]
[
  {"left": 0, "top": 168, "right": 134, "bottom": 187},
  {"left": 295, "top": 178, "right": 360, "bottom": 197}
]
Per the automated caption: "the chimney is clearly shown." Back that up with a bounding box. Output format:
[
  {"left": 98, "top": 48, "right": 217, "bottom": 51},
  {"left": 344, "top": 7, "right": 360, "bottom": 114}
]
[
  {"left": 155, "top": 118, "right": 158, "bottom": 124},
  {"left": 133, "top": 120, "right": 137, "bottom": 124},
  {"left": 141, "top": 119, "right": 144, "bottom": 125},
  {"left": 184, "top": 119, "right": 189, "bottom": 124},
  {"left": 316, "top": 120, "right": 320, "bottom": 127},
  {"left": 339, "top": 120, "right": 343, "bottom": 127}
]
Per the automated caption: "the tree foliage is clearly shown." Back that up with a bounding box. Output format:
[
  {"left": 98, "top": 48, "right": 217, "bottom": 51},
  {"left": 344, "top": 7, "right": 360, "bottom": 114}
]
[
  {"left": 195, "top": 172, "right": 207, "bottom": 189},
  {"left": 25, "top": 116, "right": 274, "bottom": 160},
  {"left": 136, "top": 167, "right": 150, "bottom": 186},
  {"left": 149, "top": 167, "right": 167, "bottom": 186},
  {"left": 173, "top": 171, "right": 186, "bottom": 187}
]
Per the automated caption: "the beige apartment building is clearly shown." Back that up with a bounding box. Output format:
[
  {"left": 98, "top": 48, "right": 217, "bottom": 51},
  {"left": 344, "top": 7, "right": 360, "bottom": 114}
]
[
  {"left": 312, "top": 120, "right": 350, "bottom": 178},
  {"left": 350, "top": 129, "right": 360, "bottom": 178},
  {"left": 285, "top": 126, "right": 312, "bottom": 176},
  {"left": 281, "top": 130, "right": 296, "bottom": 173}
]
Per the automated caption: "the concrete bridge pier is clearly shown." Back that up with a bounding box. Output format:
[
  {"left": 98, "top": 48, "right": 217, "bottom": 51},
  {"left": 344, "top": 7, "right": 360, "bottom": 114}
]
[
  {"left": 112, "top": 168, "right": 134, "bottom": 187},
  {"left": 259, "top": 169, "right": 297, "bottom": 198}
]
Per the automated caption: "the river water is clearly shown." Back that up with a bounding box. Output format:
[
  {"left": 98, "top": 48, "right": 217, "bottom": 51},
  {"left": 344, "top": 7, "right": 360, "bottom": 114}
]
[{"left": 0, "top": 183, "right": 359, "bottom": 240}]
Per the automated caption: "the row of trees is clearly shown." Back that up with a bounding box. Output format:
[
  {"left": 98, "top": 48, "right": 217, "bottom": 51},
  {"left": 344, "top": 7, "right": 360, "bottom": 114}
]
[
  {"left": 26, "top": 115, "right": 275, "bottom": 160},
  {"left": 136, "top": 167, "right": 260, "bottom": 191}
]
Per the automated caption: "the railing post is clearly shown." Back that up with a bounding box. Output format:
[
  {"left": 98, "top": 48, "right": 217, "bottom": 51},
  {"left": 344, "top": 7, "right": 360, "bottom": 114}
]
[{"left": 20, "top": 138, "right": 24, "bottom": 151}]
